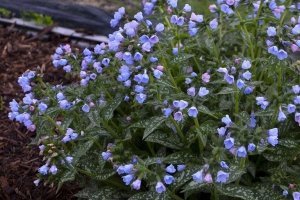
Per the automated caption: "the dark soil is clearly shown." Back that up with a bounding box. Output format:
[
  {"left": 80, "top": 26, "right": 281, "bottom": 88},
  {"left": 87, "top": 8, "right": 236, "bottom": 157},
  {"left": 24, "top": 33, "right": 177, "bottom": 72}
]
[{"left": 0, "top": 24, "right": 86, "bottom": 199}]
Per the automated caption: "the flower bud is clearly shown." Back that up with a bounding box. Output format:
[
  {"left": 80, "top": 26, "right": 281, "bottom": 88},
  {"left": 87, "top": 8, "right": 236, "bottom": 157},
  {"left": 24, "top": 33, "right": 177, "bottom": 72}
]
[{"left": 157, "top": 65, "right": 164, "bottom": 71}]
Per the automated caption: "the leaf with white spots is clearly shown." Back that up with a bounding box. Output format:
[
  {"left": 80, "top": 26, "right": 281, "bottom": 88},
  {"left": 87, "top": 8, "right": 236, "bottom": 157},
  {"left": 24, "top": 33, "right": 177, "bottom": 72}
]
[{"left": 215, "top": 183, "right": 255, "bottom": 200}]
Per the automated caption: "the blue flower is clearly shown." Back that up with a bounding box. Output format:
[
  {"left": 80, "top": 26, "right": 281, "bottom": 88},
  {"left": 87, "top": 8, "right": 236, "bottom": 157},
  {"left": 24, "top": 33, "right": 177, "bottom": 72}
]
[
  {"left": 292, "top": 24, "right": 300, "bottom": 34},
  {"left": 248, "top": 143, "right": 256, "bottom": 152},
  {"left": 288, "top": 104, "right": 296, "bottom": 113},
  {"left": 198, "top": 87, "right": 209, "bottom": 97},
  {"left": 185, "top": 78, "right": 192, "bottom": 84},
  {"left": 172, "top": 48, "right": 178, "bottom": 55},
  {"left": 164, "top": 175, "right": 174, "bottom": 184},
  {"left": 187, "top": 87, "right": 196, "bottom": 96},
  {"left": 144, "top": 2, "right": 154, "bottom": 15},
  {"left": 131, "top": 179, "right": 141, "bottom": 190},
  {"left": 155, "top": 23, "right": 164, "bottom": 32},
  {"left": 220, "top": 161, "right": 229, "bottom": 169},
  {"left": 136, "top": 93, "right": 147, "bottom": 104},
  {"left": 141, "top": 73, "right": 149, "bottom": 83},
  {"left": 283, "top": 190, "right": 288, "bottom": 196},
  {"left": 192, "top": 170, "right": 203, "bottom": 182},
  {"left": 278, "top": 109, "right": 286, "bottom": 121},
  {"left": 188, "top": 106, "right": 198, "bottom": 117},
  {"left": 49, "top": 165, "right": 58, "bottom": 175},
  {"left": 38, "top": 164, "right": 48, "bottom": 175},
  {"left": 163, "top": 108, "right": 173, "bottom": 117},
  {"left": 122, "top": 174, "right": 134, "bottom": 185},
  {"left": 209, "top": 19, "right": 218, "bottom": 29},
  {"left": 150, "top": 57, "right": 158, "bottom": 62},
  {"left": 222, "top": 115, "right": 232, "bottom": 126},
  {"left": 217, "top": 127, "right": 227, "bottom": 136},
  {"left": 168, "top": 0, "right": 178, "bottom": 8},
  {"left": 102, "top": 58, "right": 110, "bottom": 66},
  {"left": 224, "top": 137, "right": 234, "bottom": 149},
  {"left": 170, "top": 15, "right": 178, "bottom": 24},
  {"left": 177, "top": 17, "right": 184, "bottom": 26},
  {"left": 189, "top": 28, "right": 199, "bottom": 36},
  {"left": 276, "top": 49, "right": 288, "bottom": 60},
  {"left": 242, "top": 60, "right": 251, "bottom": 69},
  {"left": 293, "top": 192, "right": 300, "bottom": 200},
  {"left": 82, "top": 104, "right": 90, "bottom": 112},
  {"left": 166, "top": 164, "right": 176, "bottom": 173},
  {"left": 224, "top": 74, "right": 234, "bottom": 84},
  {"left": 183, "top": 4, "right": 191, "bottom": 12},
  {"left": 153, "top": 70, "right": 163, "bottom": 79},
  {"left": 237, "top": 79, "right": 245, "bottom": 90},
  {"left": 155, "top": 182, "right": 166, "bottom": 193},
  {"left": 267, "top": 26, "right": 276, "bottom": 36},
  {"left": 57, "top": 92, "right": 65, "bottom": 101},
  {"left": 134, "top": 12, "right": 143, "bottom": 21},
  {"left": 248, "top": 113, "right": 256, "bottom": 128},
  {"left": 102, "top": 152, "right": 111, "bottom": 160},
  {"left": 135, "top": 85, "right": 145, "bottom": 93},
  {"left": 294, "top": 96, "right": 300, "bottom": 104},
  {"left": 177, "top": 100, "right": 188, "bottom": 110},
  {"left": 216, "top": 170, "right": 229, "bottom": 183},
  {"left": 236, "top": 146, "right": 247, "bottom": 157},
  {"left": 292, "top": 85, "right": 300, "bottom": 94},
  {"left": 38, "top": 102, "right": 48, "bottom": 112},
  {"left": 267, "top": 128, "right": 278, "bottom": 146},
  {"left": 268, "top": 46, "right": 278, "bottom": 55},
  {"left": 242, "top": 71, "right": 252, "bottom": 80},
  {"left": 177, "top": 165, "right": 185, "bottom": 171}
]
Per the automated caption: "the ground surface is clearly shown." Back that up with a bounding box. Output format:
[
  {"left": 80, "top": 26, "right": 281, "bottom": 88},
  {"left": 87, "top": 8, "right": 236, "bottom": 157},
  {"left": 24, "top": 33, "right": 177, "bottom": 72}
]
[{"left": 0, "top": 24, "right": 86, "bottom": 199}]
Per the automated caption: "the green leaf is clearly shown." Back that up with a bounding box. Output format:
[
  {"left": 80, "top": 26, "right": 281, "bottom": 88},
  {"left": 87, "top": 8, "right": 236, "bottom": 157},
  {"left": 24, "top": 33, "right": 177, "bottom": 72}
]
[
  {"left": 144, "top": 131, "right": 185, "bottom": 150},
  {"left": 215, "top": 183, "right": 255, "bottom": 200},
  {"left": 262, "top": 146, "right": 298, "bottom": 161},
  {"left": 164, "top": 151, "right": 197, "bottom": 164},
  {"left": 251, "top": 183, "right": 282, "bottom": 200},
  {"left": 169, "top": 54, "right": 194, "bottom": 65},
  {"left": 234, "top": 111, "right": 250, "bottom": 124},
  {"left": 217, "top": 87, "right": 236, "bottom": 95},
  {"left": 278, "top": 138, "right": 298, "bottom": 148},
  {"left": 102, "top": 95, "right": 122, "bottom": 122},
  {"left": 144, "top": 157, "right": 164, "bottom": 166},
  {"left": 60, "top": 115, "right": 74, "bottom": 132},
  {"left": 71, "top": 140, "right": 94, "bottom": 165},
  {"left": 93, "top": 169, "right": 116, "bottom": 181},
  {"left": 226, "top": 164, "right": 246, "bottom": 183},
  {"left": 87, "top": 108, "right": 101, "bottom": 128},
  {"left": 45, "top": 106, "right": 61, "bottom": 118},
  {"left": 197, "top": 105, "right": 218, "bottom": 119},
  {"left": 247, "top": 162, "right": 256, "bottom": 178},
  {"left": 75, "top": 186, "right": 131, "bottom": 200},
  {"left": 56, "top": 170, "right": 76, "bottom": 193},
  {"left": 195, "top": 120, "right": 219, "bottom": 146},
  {"left": 169, "top": 164, "right": 202, "bottom": 192},
  {"left": 128, "top": 191, "right": 172, "bottom": 200},
  {"left": 254, "top": 110, "right": 275, "bottom": 117},
  {"left": 143, "top": 116, "right": 167, "bottom": 139}
]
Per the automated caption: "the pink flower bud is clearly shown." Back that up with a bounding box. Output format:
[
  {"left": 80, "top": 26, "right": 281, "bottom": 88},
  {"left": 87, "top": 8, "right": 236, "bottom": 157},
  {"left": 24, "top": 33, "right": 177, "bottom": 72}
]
[
  {"left": 89, "top": 102, "right": 95, "bottom": 107},
  {"left": 291, "top": 44, "right": 298, "bottom": 52},
  {"left": 29, "top": 124, "right": 36, "bottom": 132},
  {"left": 29, "top": 106, "right": 35, "bottom": 111},
  {"left": 209, "top": 4, "right": 216, "bottom": 12},
  {"left": 291, "top": 17, "right": 296, "bottom": 24},
  {"left": 167, "top": 7, "right": 172, "bottom": 13},
  {"left": 289, "top": 184, "right": 294, "bottom": 188},
  {"left": 235, "top": 58, "right": 239, "bottom": 63},
  {"left": 229, "top": 147, "right": 237, "bottom": 155},
  {"left": 274, "top": 8, "right": 280, "bottom": 14},
  {"left": 202, "top": 73, "right": 211, "bottom": 83},
  {"left": 204, "top": 173, "right": 213, "bottom": 183},
  {"left": 157, "top": 65, "right": 164, "bottom": 71},
  {"left": 126, "top": 116, "right": 131, "bottom": 121}
]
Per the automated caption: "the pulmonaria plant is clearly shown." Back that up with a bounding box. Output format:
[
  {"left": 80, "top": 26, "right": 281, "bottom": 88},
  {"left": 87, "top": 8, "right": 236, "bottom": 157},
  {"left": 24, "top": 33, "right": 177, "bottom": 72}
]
[{"left": 8, "top": 0, "right": 300, "bottom": 199}]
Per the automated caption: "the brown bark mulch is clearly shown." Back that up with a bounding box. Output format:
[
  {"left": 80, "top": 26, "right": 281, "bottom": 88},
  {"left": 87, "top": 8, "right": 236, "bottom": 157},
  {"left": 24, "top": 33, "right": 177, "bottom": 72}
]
[{"left": 0, "top": 23, "right": 85, "bottom": 199}]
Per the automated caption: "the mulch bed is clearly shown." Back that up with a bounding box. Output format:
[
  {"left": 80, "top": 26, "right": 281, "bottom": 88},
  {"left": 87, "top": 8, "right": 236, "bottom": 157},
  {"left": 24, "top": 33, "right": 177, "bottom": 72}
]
[{"left": 0, "top": 23, "right": 86, "bottom": 199}]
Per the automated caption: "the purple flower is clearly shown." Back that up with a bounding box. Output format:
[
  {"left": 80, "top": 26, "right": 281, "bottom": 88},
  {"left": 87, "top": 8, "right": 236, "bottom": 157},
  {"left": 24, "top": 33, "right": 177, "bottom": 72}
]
[
  {"left": 183, "top": 4, "right": 191, "bottom": 12},
  {"left": 204, "top": 173, "right": 213, "bottom": 183},
  {"left": 292, "top": 24, "right": 300, "bottom": 34},
  {"left": 209, "top": 19, "right": 218, "bottom": 29},
  {"left": 170, "top": 15, "right": 178, "bottom": 24},
  {"left": 220, "top": 161, "right": 229, "bottom": 169},
  {"left": 198, "top": 87, "right": 209, "bottom": 97},
  {"left": 188, "top": 106, "right": 198, "bottom": 117},
  {"left": 153, "top": 69, "right": 163, "bottom": 79},
  {"left": 144, "top": 2, "right": 154, "bottom": 15},
  {"left": 164, "top": 175, "right": 174, "bottom": 184},
  {"left": 66, "top": 156, "right": 73, "bottom": 163},
  {"left": 187, "top": 87, "right": 196, "bottom": 96},
  {"left": 236, "top": 146, "right": 247, "bottom": 157},
  {"left": 166, "top": 164, "right": 176, "bottom": 173},
  {"left": 294, "top": 96, "right": 300, "bottom": 104},
  {"left": 163, "top": 108, "right": 173, "bottom": 117},
  {"left": 149, "top": 35, "right": 159, "bottom": 44},
  {"left": 142, "top": 42, "right": 152, "bottom": 52},
  {"left": 168, "top": 0, "right": 178, "bottom": 8},
  {"left": 248, "top": 143, "right": 256, "bottom": 152},
  {"left": 155, "top": 182, "right": 166, "bottom": 194},
  {"left": 177, "top": 100, "right": 188, "bottom": 110},
  {"left": 185, "top": 78, "right": 192, "bottom": 84},
  {"left": 276, "top": 49, "right": 288, "bottom": 60},
  {"left": 122, "top": 174, "right": 134, "bottom": 185},
  {"left": 267, "top": 26, "right": 276, "bottom": 36},
  {"left": 190, "top": 13, "right": 203, "bottom": 23},
  {"left": 242, "top": 60, "right": 251, "bottom": 69},
  {"left": 192, "top": 170, "right": 203, "bottom": 182},
  {"left": 218, "top": 127, "right": 227, "bottom": 136},
  {"left": 131, "top": 179, "right": 141, "bottom": 190},
  {"left": 293, "top": 192, "right": 300, "bottom": 200},
  {"left": 224, "top": 137, "right": 234, "bottom": 149},
  {"left": 216, "top": 170, "right": 229, "bottom": 183}
]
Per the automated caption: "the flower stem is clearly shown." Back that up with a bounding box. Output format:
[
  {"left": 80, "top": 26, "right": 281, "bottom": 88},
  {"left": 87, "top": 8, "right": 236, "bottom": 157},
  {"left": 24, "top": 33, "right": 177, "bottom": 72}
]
[
  {"left": 170, "top": 116, "right": 186, "bottom": 145},
  {"left": 100, "top": 118, "right": 120, "bottom": 139},
  {"left": 206, "top": 26, "right": 220, "bottom": 63}
]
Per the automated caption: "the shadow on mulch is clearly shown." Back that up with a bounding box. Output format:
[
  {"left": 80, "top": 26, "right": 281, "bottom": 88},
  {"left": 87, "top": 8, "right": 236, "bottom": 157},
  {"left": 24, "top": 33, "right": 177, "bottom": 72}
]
[{"left": 0, "top": 24, "right": 87, "bottom": 199}]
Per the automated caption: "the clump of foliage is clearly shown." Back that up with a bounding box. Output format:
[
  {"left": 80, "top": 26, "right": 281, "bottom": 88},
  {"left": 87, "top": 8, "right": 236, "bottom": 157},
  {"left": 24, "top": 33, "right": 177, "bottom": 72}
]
[{"left": 8, "top": 0, "right": 300, "bottom": 199}]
